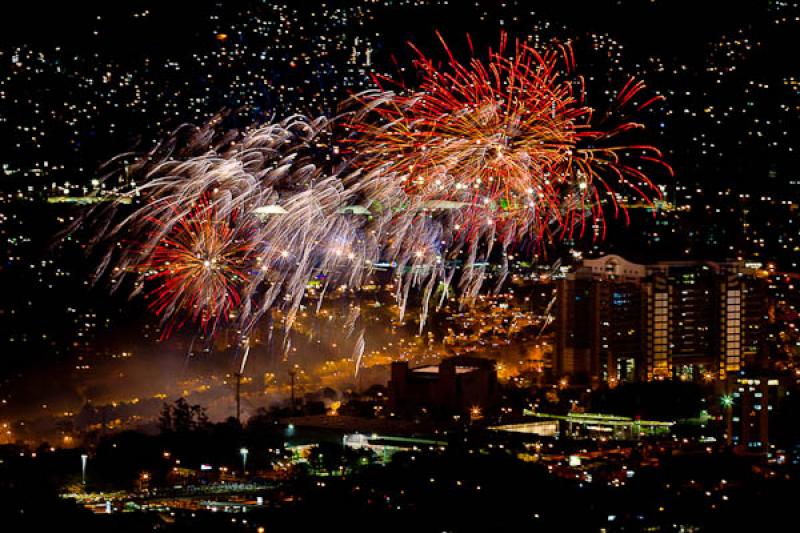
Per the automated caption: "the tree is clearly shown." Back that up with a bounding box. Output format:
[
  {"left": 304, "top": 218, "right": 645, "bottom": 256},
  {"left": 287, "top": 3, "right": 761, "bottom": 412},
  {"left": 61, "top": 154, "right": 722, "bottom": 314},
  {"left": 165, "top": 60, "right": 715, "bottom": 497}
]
[
  {"left": 158, "top": 402, "right": 173, "bottom": 434},
  {"left": 172, "top": 398, "right": 193, "bottom": 433},
  {"left": 158, "top": 398, "right": 209, "bottom": 434},
  {"left": 190, "top": 403, "right": 209, "bottom": 429}
]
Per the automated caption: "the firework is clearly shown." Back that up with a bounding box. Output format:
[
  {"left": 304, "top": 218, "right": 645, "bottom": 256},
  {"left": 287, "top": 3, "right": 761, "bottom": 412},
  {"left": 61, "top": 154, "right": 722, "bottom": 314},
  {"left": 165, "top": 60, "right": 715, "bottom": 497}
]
[
  {"left": 346, "top": 33, "right": 671, "bottom": 244},
  {"left": 86, "top": 114, "right": 368, "bottom": 340},
  {"left": 137, "top": 201, "right": 254, "bottom": 337},
  {"left": 78, "top": 34, "right": 670, "bottom": 356}
]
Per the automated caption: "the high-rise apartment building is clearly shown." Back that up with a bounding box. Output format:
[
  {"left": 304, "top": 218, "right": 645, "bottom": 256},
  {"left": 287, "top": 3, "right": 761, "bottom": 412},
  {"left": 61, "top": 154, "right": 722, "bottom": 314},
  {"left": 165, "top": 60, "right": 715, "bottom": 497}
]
[{"left": 554, "top": 255, "right": 767, "bottom": 385}]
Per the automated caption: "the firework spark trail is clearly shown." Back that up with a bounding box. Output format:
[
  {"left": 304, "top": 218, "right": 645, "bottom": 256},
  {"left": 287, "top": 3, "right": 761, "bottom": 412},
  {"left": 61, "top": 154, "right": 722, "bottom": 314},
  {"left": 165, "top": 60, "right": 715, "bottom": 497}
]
[
  {"left": 344, "top": 305, "right": 361, "bottom": 337},
  {"left": 239, "top": 340, "right": 251, "bottom": 375},
  {"left": 353, "top": 329, "right": 366, "bottom": 378},
  {"left": 85, "top": 115, "right": 358, "bottom": 340},
  {"left": 347, "top": 37, "right": 669, "bottom": 220},
  {"left": 344, "top": 33, "right": 671, "bottom": 328},
  {"left": 77, "top": 34, "right": 670, "bottom": 374},
  {"left": 135, "top": 200, "right": 255, "bottom": 338},
  {"left": 239, "top": 174, "right": 379, "bottom": 335}
]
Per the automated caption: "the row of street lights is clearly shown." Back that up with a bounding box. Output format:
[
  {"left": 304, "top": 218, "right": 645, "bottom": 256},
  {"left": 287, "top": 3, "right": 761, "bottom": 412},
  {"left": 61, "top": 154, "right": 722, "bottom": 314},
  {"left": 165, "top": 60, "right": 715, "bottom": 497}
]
[{"left": 79, "top": 447, "right": 251, "bottom": 487}]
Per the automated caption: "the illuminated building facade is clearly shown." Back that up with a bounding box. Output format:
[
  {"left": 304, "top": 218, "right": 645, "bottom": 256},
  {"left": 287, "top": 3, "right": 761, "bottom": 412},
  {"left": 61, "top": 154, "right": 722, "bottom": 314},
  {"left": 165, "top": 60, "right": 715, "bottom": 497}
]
[
  {"left": 554, "top": 255, "right": 647, "bottom": 385},
  {"left": 726, "top": 371, "right": 791, "bottom": 455},
  {"left": 555, "top": 256, "right": 767, "bottom": 385}
]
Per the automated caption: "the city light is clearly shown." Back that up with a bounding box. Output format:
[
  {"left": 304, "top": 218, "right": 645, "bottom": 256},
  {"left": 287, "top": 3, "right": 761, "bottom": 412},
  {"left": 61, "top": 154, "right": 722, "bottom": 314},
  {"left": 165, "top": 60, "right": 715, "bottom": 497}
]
[{"left": 2, "top": 1, "right": 799, "bottom": 530}]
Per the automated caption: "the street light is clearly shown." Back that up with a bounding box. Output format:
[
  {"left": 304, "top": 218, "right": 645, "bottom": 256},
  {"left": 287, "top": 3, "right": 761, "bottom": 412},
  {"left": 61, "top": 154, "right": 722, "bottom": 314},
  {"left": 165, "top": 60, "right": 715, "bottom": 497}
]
[
  {"left": 240, "top": 447, "right": 249, "bottom": 475},
  {"left": 470, "top": 405, "right": 482, "bottom": 421},
  {"left": 81, "top": 453, "right": 88, "bottom": 485}
]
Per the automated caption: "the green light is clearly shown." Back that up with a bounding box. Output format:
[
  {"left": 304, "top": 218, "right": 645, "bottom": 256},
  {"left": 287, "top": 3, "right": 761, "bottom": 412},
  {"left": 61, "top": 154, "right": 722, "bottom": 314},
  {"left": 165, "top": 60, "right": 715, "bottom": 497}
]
[{"left": 721, "top": 395, "right": 733, "bottom": 408}]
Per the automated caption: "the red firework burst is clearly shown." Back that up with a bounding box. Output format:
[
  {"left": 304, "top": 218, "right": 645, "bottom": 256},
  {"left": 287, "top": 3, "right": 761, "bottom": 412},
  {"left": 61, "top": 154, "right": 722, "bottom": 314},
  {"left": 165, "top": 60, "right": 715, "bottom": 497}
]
[
  {"left": 346, "top": 32, "right": 672, "bottom": 243},
  {"left": 137, "top": 201, "right": 254, "bottom": 338}
]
